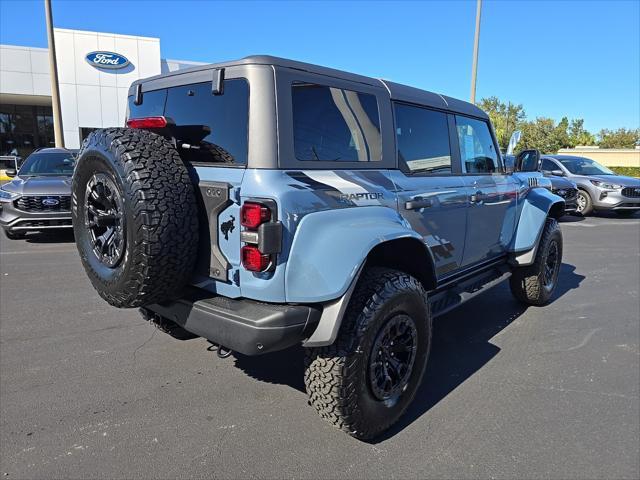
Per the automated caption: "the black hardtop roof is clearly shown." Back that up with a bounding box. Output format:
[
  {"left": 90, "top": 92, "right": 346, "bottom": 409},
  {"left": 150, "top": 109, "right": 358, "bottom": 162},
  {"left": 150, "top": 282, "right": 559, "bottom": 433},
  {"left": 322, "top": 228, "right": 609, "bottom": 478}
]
[{"left": 132, "top": 55, "right": 487, "bottom": 119}]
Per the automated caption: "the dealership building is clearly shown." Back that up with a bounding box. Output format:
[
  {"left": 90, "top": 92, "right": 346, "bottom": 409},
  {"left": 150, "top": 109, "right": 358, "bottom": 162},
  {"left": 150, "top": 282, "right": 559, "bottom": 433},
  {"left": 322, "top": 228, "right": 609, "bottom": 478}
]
[{"left": 0, "top": 28, "right": 204, "bottom": 156}]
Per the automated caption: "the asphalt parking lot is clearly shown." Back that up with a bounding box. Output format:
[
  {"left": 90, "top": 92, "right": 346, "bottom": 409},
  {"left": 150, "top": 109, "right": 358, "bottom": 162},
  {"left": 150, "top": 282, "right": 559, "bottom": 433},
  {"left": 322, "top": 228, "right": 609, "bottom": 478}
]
[{"left": 1, "top": 213, "right": 639, "bottom": 479}]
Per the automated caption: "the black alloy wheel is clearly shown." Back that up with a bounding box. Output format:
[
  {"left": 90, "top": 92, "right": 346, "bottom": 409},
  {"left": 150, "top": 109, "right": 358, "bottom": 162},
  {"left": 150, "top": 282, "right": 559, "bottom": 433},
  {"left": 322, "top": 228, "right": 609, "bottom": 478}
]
[
  {"left": 368, "top": 314, "right": 418, "bottom": 405},
  {"left": 542, "top": 239, "right": 560, "bottom": 291},
  {"left": 85, "top": 173, "right": 125, "bottom": 268}
]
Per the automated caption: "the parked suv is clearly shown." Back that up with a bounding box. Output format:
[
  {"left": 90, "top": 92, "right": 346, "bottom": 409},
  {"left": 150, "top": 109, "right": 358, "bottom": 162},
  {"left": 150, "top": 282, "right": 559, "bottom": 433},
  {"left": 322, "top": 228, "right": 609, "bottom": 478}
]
[
  {"left": 505, "top": 154, "right": 579, "bottom": 214},
  {"left": 71, "top": 56, "right": 566, "bottom": 440},
  {"left": 541, "top": 155, "right": 640, "bottom": 216},
  {"left": 0, "top": 148, "right": 76, "bottom": 239}
]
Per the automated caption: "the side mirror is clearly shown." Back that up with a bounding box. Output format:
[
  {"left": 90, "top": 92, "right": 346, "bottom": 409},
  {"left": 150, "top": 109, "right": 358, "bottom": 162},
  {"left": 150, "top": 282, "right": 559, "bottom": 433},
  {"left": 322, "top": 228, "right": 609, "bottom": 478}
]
[
  {"left": 5, "top": 168, "right": 17, "bottom": 177},
  {"left": 514, "top": 149, "right": 541, "bottom": 172},
  {"left": 551, "top": 169, "right": 564, "bottom": 177}
]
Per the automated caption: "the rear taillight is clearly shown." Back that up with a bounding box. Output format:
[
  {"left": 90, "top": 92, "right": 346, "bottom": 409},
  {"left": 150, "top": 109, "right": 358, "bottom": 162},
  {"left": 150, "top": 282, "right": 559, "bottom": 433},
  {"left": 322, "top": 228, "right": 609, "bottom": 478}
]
[
  {"left": 241, "top": 202, "right": 271, "bottom": 228},
  {"left": 126, "top": 116, "right": 168, "bottom": 129},
  {"left": 239, "top": 200, "right": 281, "bottom": 273},
  {"left": 241, "top": 245, "right": 271, "bottom": 272}
]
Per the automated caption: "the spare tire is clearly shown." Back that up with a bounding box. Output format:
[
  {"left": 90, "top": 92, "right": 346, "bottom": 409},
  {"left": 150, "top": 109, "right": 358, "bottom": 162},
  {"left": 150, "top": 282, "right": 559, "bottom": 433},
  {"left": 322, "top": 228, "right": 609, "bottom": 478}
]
[{"left": 72, "top": 128, "right": 199, "bottom": 308}]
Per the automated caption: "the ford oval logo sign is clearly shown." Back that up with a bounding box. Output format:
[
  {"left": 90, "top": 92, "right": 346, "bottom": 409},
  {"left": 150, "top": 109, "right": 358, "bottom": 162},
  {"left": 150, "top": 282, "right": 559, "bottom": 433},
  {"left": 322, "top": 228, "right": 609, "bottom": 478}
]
[
  {"left": 85, "top": 51, "right": 130, "bottom": 70},
  {"left": 42, "top": 198, "right": 60, "bottom": 206}
]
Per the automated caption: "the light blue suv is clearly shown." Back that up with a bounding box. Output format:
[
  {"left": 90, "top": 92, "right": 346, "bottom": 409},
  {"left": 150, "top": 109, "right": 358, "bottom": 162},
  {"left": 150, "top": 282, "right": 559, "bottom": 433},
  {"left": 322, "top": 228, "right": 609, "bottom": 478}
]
[{"left": 71, "top": 56, "right": 566, "bottom": 440}]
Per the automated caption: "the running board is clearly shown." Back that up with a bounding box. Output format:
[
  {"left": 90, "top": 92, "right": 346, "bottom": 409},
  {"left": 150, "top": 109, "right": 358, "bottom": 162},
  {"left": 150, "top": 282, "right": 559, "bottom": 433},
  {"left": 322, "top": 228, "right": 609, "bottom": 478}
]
[{"left": 429, "top": 266, "right": 511, "bottom": 318}]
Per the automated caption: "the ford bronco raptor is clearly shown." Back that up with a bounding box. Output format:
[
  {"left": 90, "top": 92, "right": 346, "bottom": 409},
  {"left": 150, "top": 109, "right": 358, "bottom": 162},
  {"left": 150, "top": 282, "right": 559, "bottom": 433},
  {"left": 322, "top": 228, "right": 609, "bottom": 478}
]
[{"left": 71, "top": 56, "right": 565, "bottom": 440}]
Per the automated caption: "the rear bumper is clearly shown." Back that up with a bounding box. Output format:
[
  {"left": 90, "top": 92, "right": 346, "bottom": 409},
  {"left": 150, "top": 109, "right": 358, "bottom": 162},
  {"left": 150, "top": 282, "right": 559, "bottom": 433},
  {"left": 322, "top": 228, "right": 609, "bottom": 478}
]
[{"left": 146, "top": 288, "right": 321, "bottom": 355}]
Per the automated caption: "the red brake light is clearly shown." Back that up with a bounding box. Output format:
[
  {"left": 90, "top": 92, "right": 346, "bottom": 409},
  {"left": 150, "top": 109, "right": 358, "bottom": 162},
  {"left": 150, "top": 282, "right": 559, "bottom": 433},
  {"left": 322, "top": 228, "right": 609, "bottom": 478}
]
[
  {"left": 241, "top": 202, "right": 271, "bottom": 228},
  {"left": 126, "top": 116, "right": 168, "bottom": 129},
  {"left": 241, "top": 245, "right": 270, "bottom": 272}
]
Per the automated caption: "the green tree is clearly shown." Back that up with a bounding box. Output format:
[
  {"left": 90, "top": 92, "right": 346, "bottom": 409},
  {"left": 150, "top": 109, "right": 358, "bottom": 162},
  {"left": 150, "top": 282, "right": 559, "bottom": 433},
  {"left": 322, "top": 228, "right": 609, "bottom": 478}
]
[
  {"left": 516, "top": 117, "right": 575, "bottom": 153},
  {"left": 597, "top": 128, "right": 640, "bottom": 148},
  {"left": 478, "top": 96, "right": 637, "bottom": 152},
  {"left": 517, "top": 117, "right": 557, "bottom": 152},
  {"left": 477, "top": 97, "right": 526, "bottom": 151},
  {"left": 554, "top": 117, "right": 571, "bottom": 150},
  {"left": 568, "top": 119, "right": 596, "bottom": 147}
]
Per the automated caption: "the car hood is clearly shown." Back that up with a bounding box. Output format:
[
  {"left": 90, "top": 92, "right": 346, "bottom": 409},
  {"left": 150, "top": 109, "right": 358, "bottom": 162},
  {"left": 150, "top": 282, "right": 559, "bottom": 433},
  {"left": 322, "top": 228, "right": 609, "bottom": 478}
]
[
  {"left": 1, "top": 176, "right": 72, "bottom": 195},
  {"left": 571, "top": 174, "right": 640, "bottom": 187}
]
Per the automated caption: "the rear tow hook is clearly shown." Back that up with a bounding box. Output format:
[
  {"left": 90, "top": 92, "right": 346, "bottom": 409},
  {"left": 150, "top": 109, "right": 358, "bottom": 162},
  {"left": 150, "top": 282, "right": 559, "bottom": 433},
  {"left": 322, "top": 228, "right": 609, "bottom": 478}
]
[{"left": 207, "top": 342, "right": 233, "bottom": 359}]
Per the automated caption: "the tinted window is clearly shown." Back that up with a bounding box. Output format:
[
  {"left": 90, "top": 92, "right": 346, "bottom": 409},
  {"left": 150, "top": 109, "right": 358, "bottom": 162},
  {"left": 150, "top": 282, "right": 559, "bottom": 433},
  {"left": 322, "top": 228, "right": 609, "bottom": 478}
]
[
  {"left": 163, "top": 80, "right": 249, "bottom": 165},
  {"left": 292, "top": 83, "right": 381, "bottom": 162},
  {"left": 127, "top": 80, "right": 249, "bottom": 166},
  {"left": 394, "top": 104, "right": 451, "bottom": 174},
  {"left": 559, "top": 157, "right": 615, "bottom": 175},
  {"left": 503, "top": 154, "right": 515, "bottom": 171},
  {"left": 19, "top": 152, "right": 76, "bottom": 176},
  {"left": 455, "top": 116, "right": 498, "bottom": 173},
  {"left": 541, "top": 158, "right": 557, "bottom": 172},
  {"left": 0, "top": 158, "right": 17, "bottom": 170},
  {"left": 1, "top": 104, "right": 54, "bottom": 157},
  {"left": 127, "top": 89, "right": 167, "bottom": 119}
]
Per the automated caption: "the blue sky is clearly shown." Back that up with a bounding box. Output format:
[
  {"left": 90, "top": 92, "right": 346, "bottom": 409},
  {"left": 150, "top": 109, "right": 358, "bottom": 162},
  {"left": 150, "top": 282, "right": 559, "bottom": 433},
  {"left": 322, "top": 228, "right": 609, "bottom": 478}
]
[{"left": 1, "top": 0, "right": 638, "bottom": 133}]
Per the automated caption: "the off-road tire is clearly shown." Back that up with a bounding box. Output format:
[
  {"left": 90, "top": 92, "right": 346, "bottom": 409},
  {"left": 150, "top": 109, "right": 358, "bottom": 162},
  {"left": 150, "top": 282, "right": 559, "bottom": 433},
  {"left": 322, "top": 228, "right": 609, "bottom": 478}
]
[
  {"left": 576, "top": 189, "right": 593, "bottom": 216},
  {"left": 304, "top": 268, "right": 432, "bottom": 440},
  {"left": 201, "top": 142, "right": 235, "bottom": 163},
  {"left": 3, "top": 229, "right": 26, "bottom": 240},
  {"left": 72, "top": 128, "right": 199, "bottom": 308},
  {"left": 510, "top": 218, "right": 563, "bottom": 306}
]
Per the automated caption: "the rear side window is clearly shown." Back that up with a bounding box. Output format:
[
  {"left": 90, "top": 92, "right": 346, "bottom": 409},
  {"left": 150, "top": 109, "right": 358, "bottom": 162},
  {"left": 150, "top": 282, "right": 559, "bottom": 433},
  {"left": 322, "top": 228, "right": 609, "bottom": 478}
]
[
  {"left": 127, "top": 79, "right": 249, "bottom": 165},
  {"left": 394, "top": 103, "right": 451, "bottom": 174},
  {"left": 292, "top": 83, "right": 381, "bottom": 162},
  {"left": 455, "top": 116, "right": 498, "bottom": 173}
]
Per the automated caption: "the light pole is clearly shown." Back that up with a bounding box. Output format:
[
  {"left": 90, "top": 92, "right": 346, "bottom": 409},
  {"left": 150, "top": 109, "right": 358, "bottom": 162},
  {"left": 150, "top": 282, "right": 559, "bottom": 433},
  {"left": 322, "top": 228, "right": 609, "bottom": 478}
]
[
  {"left": 45, "top": 0, "right": 64, "bottom": 148},
  {"left": 470, "top": 0, "right": 482, "bottom": 104}
]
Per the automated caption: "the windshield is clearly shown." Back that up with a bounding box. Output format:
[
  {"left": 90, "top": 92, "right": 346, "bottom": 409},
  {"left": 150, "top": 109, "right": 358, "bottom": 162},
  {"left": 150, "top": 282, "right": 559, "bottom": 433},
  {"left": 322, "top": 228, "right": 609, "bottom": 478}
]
[
  {"left": 559, "top": 157, "right": 614, "bottom": 176},
  {"left": 19, "top": 152, "right": 76, "bottom": 176}
]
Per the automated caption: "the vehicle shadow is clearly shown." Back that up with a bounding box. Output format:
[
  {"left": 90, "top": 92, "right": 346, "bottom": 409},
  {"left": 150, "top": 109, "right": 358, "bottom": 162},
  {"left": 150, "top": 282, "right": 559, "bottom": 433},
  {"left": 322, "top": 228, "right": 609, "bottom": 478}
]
[
  {"left": 377, "top": 262, "right": 585, "bottom": 441},
  {"left": 24, "top": 230, "right": 75, "bottom": 244},
  {"left": 559, "top": 214, "right": 585, "bottom": 223},
  {"left": 232, "top": 263, "right": 585, "bottom": 437},
  {"left": 233, "top": 346, "right": 306, "bottom": 393},
  {"left": 592, "top": 210, "right": 640, "bottom": 219}
]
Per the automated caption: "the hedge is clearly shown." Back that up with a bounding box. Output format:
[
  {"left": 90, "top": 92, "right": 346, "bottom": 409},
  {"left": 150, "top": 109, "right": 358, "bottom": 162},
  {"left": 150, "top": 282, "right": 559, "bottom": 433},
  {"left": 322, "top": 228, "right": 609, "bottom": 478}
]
[{"left": 610, "top": 166, "right": 640, "bottom": 178}]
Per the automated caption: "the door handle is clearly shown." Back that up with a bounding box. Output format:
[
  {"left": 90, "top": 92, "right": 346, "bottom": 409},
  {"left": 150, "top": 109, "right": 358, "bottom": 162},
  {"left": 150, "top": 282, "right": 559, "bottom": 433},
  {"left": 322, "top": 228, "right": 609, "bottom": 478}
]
[{"left": 405, "top": 197, "right": 432, "bottom": 210}]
